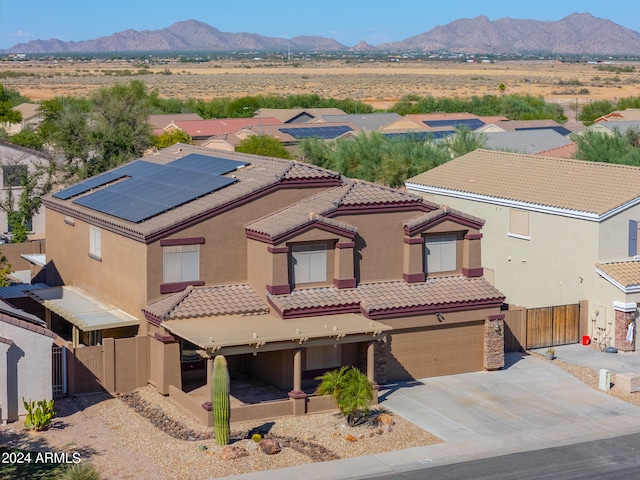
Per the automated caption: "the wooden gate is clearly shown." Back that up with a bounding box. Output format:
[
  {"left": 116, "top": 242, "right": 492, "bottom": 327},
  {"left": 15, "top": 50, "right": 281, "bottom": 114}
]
[{"left": 526, "top": 304, "right": 580, "bottom": 349}]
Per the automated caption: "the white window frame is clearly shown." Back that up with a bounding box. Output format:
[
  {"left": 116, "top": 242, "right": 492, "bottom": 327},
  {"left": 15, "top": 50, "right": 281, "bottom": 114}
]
[
  {"left": 291, "top": 243, "right": 327, "bottom": 285},
  {"left": 424, "top": 234, "right": 457, "bottom": 275},
  {"left": 163, "top": 244, "right": 200, "bottom": 284},
  {"left": 89, "top": 226, "right": 101, "bottom": 260}
]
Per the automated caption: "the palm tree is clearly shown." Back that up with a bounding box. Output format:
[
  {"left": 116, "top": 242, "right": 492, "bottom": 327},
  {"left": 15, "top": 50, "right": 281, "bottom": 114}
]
[
  {"left": 316, "top": 366, "right": 373, "bottom": 426},
  {"left": 498, "top": 83, "right": 507, "bottom": 96}
]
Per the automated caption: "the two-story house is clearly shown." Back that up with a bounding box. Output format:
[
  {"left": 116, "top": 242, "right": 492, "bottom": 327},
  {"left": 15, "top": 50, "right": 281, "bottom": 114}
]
[
  {"left": 38, "top": 144, "right": 504, "bottom": 424},
  {"left": 406, "top": 149, "right": 640, "bottom": 353}
]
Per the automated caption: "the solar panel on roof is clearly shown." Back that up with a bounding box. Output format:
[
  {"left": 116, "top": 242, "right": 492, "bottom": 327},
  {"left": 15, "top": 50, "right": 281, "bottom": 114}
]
[
  {"left": 73, "top": 176, "right": 236, "bottom": 223},
  {"left": 279, "top": 125, "right": 353, "bottom": 139},
  {"left": 53, "top": 171, "right": 127, "bottom": 200},
  {"left": 515, "top": 126, "right": 572, "bottom": 136},
  {"left": 423, "top": 119, "right": 485, "bottom": 130},
  {"left": 384, "top": 131, "right": 455, "bottom": 140},
  {"left": 168, "top": 153, "right": 249, "bottom": 175}
]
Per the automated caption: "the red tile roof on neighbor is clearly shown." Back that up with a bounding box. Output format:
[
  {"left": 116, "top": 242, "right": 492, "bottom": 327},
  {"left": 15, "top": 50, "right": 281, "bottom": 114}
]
[
  {"left": 170, "top": 117, "right": 283, "bottom": 138},
  {"left": 143, "top": 284, "right": 270, "bottom": 322},
  {"left": 246, "top": 180, "right": 435, "bottom": 241},
  {"left": 268, "top": 276, "right": 505, "bottom": 319},
  {"left": 534, "top": 142, "right": 578, "bottom": 159},
  {"left": 0, "top": 312, "right": 56, "bottom": 339}
]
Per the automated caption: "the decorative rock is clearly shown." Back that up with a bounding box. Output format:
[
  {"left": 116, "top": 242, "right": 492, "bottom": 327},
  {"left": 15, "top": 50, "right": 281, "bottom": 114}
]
[
  {"left": 378, "top": 413, "right": 394, "bottom": 425},
  {"left": 218, "top": 445, "right": 249, "bottom": 461},
  {"left": 198, "top": 444, "right": 208, "bottom": 451},
  {"left": 345, "top": 434, "right": 358, "bottom": 442},
  {"left": 259, "top": 438, "right": 281, "bottom": 455}
]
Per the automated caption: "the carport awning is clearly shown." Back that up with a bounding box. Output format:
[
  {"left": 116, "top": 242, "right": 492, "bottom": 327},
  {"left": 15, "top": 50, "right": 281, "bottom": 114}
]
[
  {"left": 162, "top": 313, "right": 391, "bottom": 351},
  {"left": 28, "top": 286, "right": 140, "bottom": 332}
]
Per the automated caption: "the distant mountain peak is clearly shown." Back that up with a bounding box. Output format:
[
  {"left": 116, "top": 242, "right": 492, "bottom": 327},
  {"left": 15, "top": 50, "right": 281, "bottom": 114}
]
[{"left": 2, "top": 14, "right": 638, "bottom": 55}]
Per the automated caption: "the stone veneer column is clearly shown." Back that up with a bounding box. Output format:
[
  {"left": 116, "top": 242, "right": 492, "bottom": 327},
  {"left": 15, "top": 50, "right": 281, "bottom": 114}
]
[
  {"left": 484, "top": 315, "right": 505, "bottom": 370},
  {"left": 614, "top": 302, "right": 638, "bottom": 352}
]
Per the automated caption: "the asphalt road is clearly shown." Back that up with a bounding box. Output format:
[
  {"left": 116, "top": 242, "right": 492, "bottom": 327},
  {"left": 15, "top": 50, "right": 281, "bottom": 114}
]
[{"left": 364, "top": 432, "right": 640, "bottom": 480}]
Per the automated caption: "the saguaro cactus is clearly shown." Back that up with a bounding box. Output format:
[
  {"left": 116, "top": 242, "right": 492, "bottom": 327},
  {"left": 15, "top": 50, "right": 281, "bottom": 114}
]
[{"left": 212, "top": 355, "right": 230, "bottom": 445}]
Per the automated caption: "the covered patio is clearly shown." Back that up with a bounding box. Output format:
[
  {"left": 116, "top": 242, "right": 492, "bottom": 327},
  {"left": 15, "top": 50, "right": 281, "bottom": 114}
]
[{"left": 162, "top": 312, "right": 391, "bottom": 426}]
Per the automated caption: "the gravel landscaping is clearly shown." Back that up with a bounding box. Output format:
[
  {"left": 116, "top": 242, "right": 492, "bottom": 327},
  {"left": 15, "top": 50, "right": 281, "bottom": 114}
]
[{"left": 3, "top": 353, "right": 640, "bottom": 479}]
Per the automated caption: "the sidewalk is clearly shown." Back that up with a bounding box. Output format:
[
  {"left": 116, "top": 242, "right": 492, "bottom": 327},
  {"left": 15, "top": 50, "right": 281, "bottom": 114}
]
[{"left": 218, "top": 349, "right": 640, "bottom": 479}]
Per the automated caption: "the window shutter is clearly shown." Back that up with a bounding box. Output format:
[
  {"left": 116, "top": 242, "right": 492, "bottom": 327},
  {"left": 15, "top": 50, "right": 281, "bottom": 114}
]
[{"left": 629, "top": 220, "right": 638, "bottom": 257}]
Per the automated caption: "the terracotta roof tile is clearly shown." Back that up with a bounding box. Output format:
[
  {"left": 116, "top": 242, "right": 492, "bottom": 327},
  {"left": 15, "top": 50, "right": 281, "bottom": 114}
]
[
  {"left": 405, "top": 206, "right": 484, "bottom": 233},
  {"left": 144, "top": 285, "right": 269, "bottom": 321},
  {"left": 596, "top": 261, "right": 640, "bottom": 288},
  {"left": 358, "top": 277, "right": 504, "bottom": 315},
  {"left": 535, "top": 142, "right": 578, "bottom": 159},
  {"left": 246, "top": 180, "right": 430, "bottom": 239},
  {"left": 0, "top": 312, "right": 56, "bottom": 339},
  {"left": 407, "top": 149, "right": 640, "bottom": 216},
  {"left": 268, "top": 276, "right": 504, "bottom": 318}
]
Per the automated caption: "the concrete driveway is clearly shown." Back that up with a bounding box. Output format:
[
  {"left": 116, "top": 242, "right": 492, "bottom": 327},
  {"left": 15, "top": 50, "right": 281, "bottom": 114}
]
[{"left": 224, "top": 350, "right": 640, "bottom": 479}]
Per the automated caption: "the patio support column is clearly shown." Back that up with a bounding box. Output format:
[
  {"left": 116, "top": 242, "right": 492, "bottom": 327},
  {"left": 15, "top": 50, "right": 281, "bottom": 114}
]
[
  {"left": 289, "top": 348, "right": 307, "bottom": 415},
  {"left": 367, "top": 340, "right": 379, "bottom": 390},
  {"left": 72, "top": 326, "right": 79, "bottom": 348},
  {"left": 45, "top": 309, "right": 51, "bottom": 330},
  {"left": 204, "top": 356, "right": 214, "bottom": 408}
]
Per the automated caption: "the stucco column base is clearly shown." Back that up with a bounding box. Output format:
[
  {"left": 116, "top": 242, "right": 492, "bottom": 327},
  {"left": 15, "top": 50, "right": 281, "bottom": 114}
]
[
  {"left": 288, "top": 392, "right": 307, "bottom": 415},
  {"left": 201, "top": 401, "right": 212, "bottom": 411}
]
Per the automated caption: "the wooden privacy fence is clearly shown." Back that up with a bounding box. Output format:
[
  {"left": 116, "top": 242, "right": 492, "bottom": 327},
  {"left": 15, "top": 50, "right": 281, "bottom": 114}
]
[
  {"left": 60, "top": 336, "right": 148, "bottom": 396},
  {"left": 504, "top": 303, "right": 581, "bottom": 352}
]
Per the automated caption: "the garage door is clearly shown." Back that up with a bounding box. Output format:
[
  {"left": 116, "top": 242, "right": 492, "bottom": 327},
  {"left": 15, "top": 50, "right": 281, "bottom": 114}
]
[{"left": 386, "top": 321, "right": 484, "bottom": 381}]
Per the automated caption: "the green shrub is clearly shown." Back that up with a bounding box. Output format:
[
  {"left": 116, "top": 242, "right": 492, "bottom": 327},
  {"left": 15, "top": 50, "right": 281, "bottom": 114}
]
[
  {"left": 59, "top": 463, "right": 101, "bottom": 480},
  {"left": 23, "top": 398, "right": 55, "bottom": 431}
]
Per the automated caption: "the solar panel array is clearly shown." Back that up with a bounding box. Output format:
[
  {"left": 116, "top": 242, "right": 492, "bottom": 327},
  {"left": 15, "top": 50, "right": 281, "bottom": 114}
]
[
  {"left": 384, "top": 131, "right": 455, "bottom": 140},
  {"left": 423, "top": 119, "right": 485, "bottom": 130},
  {"left": 56, "top": 154, "right": 248, "bottom": 223},
  {"left": 515, "top": 126, "right": 572, "bottom": 136},
  {"left": 279, "top": 125, "right": 353, "bottom": 139}
]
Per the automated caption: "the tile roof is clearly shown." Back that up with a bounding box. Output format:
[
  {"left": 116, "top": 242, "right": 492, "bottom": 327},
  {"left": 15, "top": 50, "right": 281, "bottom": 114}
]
[
  {"left": 586, "top": 121, "right": 640, "bottom": 135},
  {"left": 478, "top": 119, "right": 569, "bottom": 132},
  {"left": 246, "top": 180, "right": 431, "bottom": 239},
  {"left": 404, "top": 206, "right": 484, "bottom": 234},
  {"left": 595, "top": 109, "right": 640, "bottom": 123},
  {"left": 268, "top": 276, "right": 504, "bottom": 319},
  {"left": 256, "top": 108, "right": 346, "bottom": 123},
  {"left": 406, "top": 149, "right": 640, "bottom": 217},
  {"left": 44, "top": 144, "right": 340, "bottom": 241},
  {"left": 534, "top": 142, "right": 578, "bottom": 159},
  {"left": 143, "top": 284, "right": 270, "bottom": 321},
  {"left": 0, "top": 299, "right": 56, "bottom": 339},
  {"left": 318, "top": 113, "right": 402, "bottom": 130},
  {"left": 483, "top": 130, "right": 573, "bottom": 154},
  {"left": 596, "top": 261, "right": 640, "bottom": 289},
  {"left": 171, "top": 117, "right": 282, "bottom": 138}
]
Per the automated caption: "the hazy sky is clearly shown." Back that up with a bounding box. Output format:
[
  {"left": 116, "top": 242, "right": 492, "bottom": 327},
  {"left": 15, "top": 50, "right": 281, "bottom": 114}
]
[{"left": 0, "top": 0, "right": 638, "bottom": 50}]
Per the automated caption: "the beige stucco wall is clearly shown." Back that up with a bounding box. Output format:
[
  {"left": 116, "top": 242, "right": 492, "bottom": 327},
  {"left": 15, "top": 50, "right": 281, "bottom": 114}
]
[
  {"left": 147, "top": 187, "right": 329, "bottom": 304},
  {"left": 408, "top": 192, "right": 600, "bottom": 313},
  {"left": 45, "top": 210, "right": 148, "bottom": 321},
  {"left": 599, "top": 205, "right": 640, "bottom": 261}
]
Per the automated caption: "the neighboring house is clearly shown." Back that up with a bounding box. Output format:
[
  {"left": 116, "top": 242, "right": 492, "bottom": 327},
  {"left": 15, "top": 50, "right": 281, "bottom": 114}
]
[
  {"left": 166, "top": 117, "right": 283, "bottom": 145},
  {"left": 315, "top": 113, "right": 402, "bottom": 131},
  {"left": 241, "top": 122, "right": 359, "bottom": 152},
  {"left": 593, "top": 108, "right": 640, "bottom": 123},
  {"left": 382, "top": 113, "right": 508, "bottom": 140},
  {"left": 483, "top": 130, "right": 574, "bottom": 154},
  {"left": 406, "top": 149, "right": 640, "bottom": 352},
  {"left": 535, "top": 143, "right": 578, "bottom": 159},
  {"left": 577, "top": 120, "right": 640, "bottom": 137},
  {"left": 0, "top": 140, "right": 52, "bottom": 239},
  {"left": 2, "top": 103, "right": 42, "bottom": 135},
  {"left": 148, "top": 113, "right": 203, "bottom": 136},
  {"left": 38, "top": 144, "right": 505, "bottom": 424},
  {"left": 0, "top": 299, "right": 56, "bottom": 424},
  {"left": 476, "top": 119, "right": 573, "bottom": 136},
  {"left": 255, "top": 108, "right": 346, "bottom": 124}
]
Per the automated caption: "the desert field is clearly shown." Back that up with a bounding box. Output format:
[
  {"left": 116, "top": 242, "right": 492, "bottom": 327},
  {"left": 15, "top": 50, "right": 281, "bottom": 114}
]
[{"left": 1, "top": 59, "right": 638, "bottom": 111}]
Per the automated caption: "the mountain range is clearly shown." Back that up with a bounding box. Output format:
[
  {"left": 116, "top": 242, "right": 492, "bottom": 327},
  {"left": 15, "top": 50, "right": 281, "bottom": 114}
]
[{"left": 4, "top": 13, "right": 640, "bottom": 56}]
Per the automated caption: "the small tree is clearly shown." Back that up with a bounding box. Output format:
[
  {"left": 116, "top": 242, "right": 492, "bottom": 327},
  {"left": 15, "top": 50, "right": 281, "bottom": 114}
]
[
  {"left": 498, "top": 83, "right": 507, "bottom": 96},
  {"left": 0, "top": 249, "right": 12, "bottom": 287},
  {"left": 316, "top": 366, "right": 373, "bottom": 426},
  {"left": 236, "top": 134, "right": 291, "bottom": 159}
]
